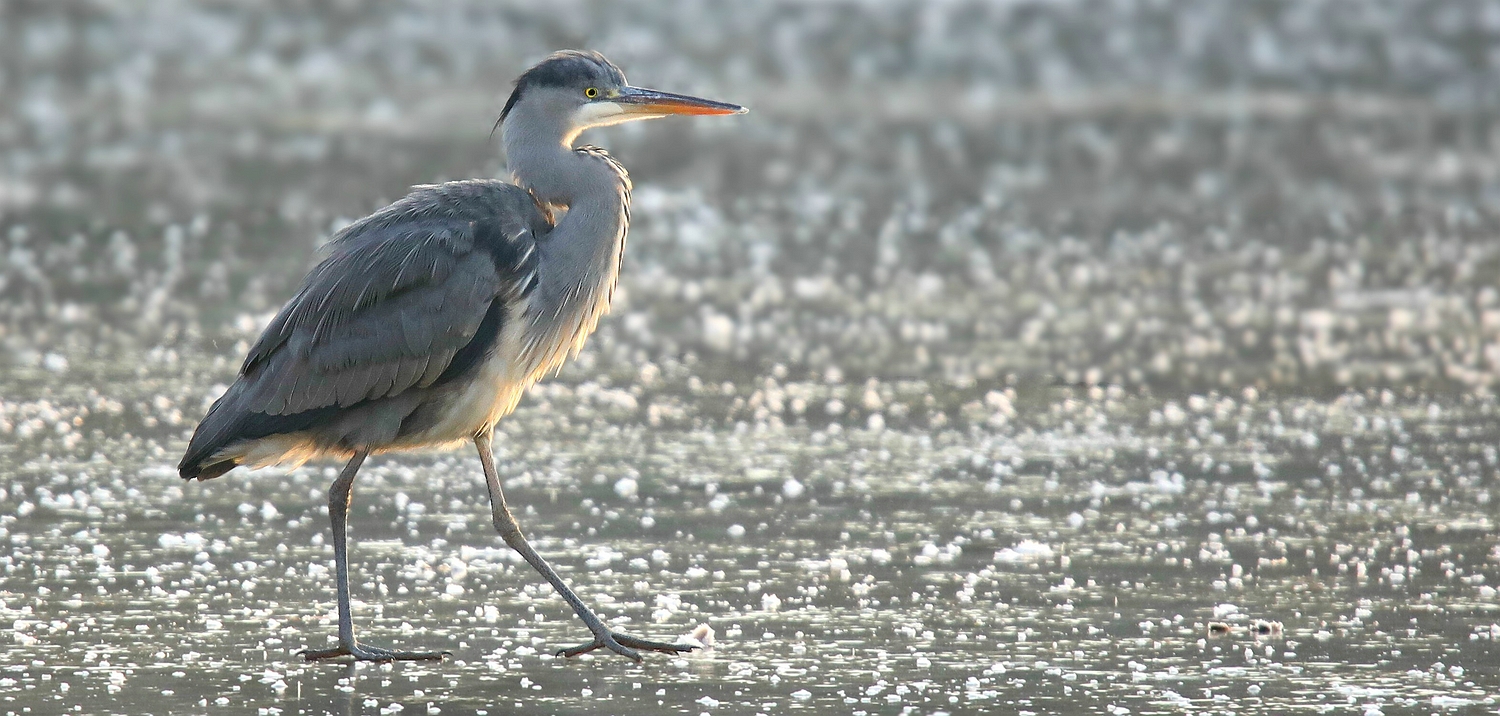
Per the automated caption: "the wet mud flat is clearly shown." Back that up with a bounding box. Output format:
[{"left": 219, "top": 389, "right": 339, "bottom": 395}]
[
  {"left": 4, "top": 1, "right": 1500, "bottom": 714},
  {"left": 3, "top": 365, "right": 1498, "bottom": 714}
]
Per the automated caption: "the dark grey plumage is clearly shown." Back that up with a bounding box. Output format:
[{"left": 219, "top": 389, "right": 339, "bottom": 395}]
[
  {"left": 176, "top": 50, "right": 744, "bottom": 663},
  {"left": 180, "top": 181, "right": 544, "bottom": 480}
]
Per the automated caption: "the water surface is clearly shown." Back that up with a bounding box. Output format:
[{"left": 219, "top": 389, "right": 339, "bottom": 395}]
[{"left": 2, "top": 2, "right": 1499, "bottom": 714}]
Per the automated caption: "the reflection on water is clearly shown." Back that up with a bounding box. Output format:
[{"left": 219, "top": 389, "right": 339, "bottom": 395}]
[{"left": 3, "top": 1, "right": 1500, "bottom": 714}]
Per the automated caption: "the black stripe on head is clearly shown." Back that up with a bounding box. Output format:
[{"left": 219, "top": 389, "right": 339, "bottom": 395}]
[{"left": 499, "top": 50, "right": 627, "bottom": 126}]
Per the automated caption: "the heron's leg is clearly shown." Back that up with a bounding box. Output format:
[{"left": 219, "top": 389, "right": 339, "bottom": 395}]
[
  {"left": 475, "top": 431, "right": 695, "bottom": 661},
  {"left": 302, "top": 450, "right": 447, "bottom": 663}
]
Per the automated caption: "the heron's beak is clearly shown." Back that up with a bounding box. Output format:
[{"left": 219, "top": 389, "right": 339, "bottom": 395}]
[{"left": 614, "top": 86, "right": 747, "bottom": 117}]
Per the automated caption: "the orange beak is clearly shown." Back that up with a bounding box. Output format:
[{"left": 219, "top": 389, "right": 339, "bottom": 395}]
[{"left": 615, "top": 86, "right": 747, "bottom": 116}]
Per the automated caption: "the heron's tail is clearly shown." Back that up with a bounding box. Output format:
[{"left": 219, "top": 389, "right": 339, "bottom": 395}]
[
  {"left": 179, "top": 381, "right": 338, "bottom": 481},
  {"left": 179, "top": 386, "right": 247, "bottom": 481},
  {"left": 179, "top": 424, "right": 241, "bottom": 481},
  {"left": 178, "top": 456, "right": 238, "bottom": 481}
]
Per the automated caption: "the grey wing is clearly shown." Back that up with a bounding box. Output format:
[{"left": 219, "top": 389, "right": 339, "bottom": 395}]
[{"left": 239, "top": 190, "right": 540, "bottom": 416}]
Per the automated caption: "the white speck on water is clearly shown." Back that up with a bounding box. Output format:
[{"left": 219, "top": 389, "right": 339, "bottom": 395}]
[
  {"left": 782, "top": 478, "right": 805, "bottom": 499},
  {"left": 701, "top": 312, "right": 734, "bottom": 353},
  {"left": 994, "top": 540, "right": 1054, "bottom": 562},
  {"left": 728, "top": 524, "right": 746, "bottom": 538},
  {"left": 158, "top": 532, "right": 207, "bottom": 550},
  {"left": 614, "top": 477, "right": 639, "bottom": 499},
  {"left": 680, "top": 623, "right": 715, "bottom": 649}
]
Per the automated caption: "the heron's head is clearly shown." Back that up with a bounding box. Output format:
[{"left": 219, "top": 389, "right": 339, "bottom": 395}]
[{"left": 499, "top": 50, "right": 746, "bottom": 146}]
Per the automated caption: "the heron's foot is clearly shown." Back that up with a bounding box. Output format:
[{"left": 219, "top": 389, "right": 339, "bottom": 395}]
[
  {"left": 558, "top": 631, "right": 698, "bottom": 661},
  {"left": 300, "top": 642, "right": 449, "bottom": 662}
]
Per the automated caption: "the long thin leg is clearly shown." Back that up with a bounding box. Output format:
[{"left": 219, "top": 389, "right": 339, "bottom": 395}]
[
  {"left": 476, "top": 430, "right": 694, "bottom": 661},
  {"left": 302, "top": 450, "right": 447, "bottom": 663}
]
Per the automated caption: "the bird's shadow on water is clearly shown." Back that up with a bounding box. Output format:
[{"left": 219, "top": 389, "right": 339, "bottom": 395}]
[
  {"left": 342, "top": 646, "right": 724, "bottom": 714},
  {"left": 289, "top": 653, "right": 618, "bottom": 716},
  {"left": 301, "top": 660, "right": 450, "bottom": 716},
  {"left": 335, "top": 662, "right": 358, "bottom": 716}
]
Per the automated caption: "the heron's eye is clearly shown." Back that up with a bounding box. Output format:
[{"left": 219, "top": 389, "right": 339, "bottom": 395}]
[{"left": 584, "top": 87, "right": 599, "bottom": 99}]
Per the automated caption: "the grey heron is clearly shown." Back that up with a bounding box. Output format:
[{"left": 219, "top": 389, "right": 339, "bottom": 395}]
[{"left": 178, "top": 50, "right": 746, "bottom": 663}]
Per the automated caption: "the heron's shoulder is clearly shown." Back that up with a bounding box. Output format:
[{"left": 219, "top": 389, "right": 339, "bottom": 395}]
[
  {"left": 406, "top": 179, "right": 543, "bottom": 216},
  {"left": 329, "top": 179, "right": 548, "bottom": 246}
]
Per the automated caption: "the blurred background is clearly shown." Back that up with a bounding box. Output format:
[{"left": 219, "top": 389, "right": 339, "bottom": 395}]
[{"left": 2, "top": 1, "right": 1499, "bottom": 714}]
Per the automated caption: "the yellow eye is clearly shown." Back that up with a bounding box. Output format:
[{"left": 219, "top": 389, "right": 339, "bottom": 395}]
[{"left": 584, "top": 87, "right": 599, "bottom": 99}]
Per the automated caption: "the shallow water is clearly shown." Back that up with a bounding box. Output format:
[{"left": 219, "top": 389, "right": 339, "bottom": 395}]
[
  {"left": 7, "top": 378, "right": 1500, "bottom": 715},
  {"left": 3, "top": 2, "right": 1500, "bottom": 715}
]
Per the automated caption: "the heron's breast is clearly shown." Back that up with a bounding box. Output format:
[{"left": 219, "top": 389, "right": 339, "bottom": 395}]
[
  {"left": 514, "top": 274, "right": 617, "bottom": 384},
  {"left": 422, "top": 299, "right": 537, "bottom": 439},
  {"left": 418, "top": 275, "right": 618, "bottom": 440}
]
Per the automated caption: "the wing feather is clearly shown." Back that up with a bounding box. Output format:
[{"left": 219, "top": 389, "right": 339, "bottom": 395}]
[{"left": 235, "top": 180, "right": 546, "bottom": 416}]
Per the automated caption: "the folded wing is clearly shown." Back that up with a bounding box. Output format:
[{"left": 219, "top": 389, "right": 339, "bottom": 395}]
[{"left": 179, "top": 180, "right": 544, "bottom": 479}]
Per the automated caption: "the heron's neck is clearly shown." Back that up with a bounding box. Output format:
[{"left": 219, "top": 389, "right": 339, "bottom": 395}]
[
  {"left": 508, "top": 146, "right": 626, "bottom": 210},
  {"left": 502, "top": 112, "right": 627, "bottom": 206},
  {"left": 506, "top": 130, "right": 630, "bottom": 243},
  {"left": 504, "top": 128, "right": 631, "bottom": 316}
]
